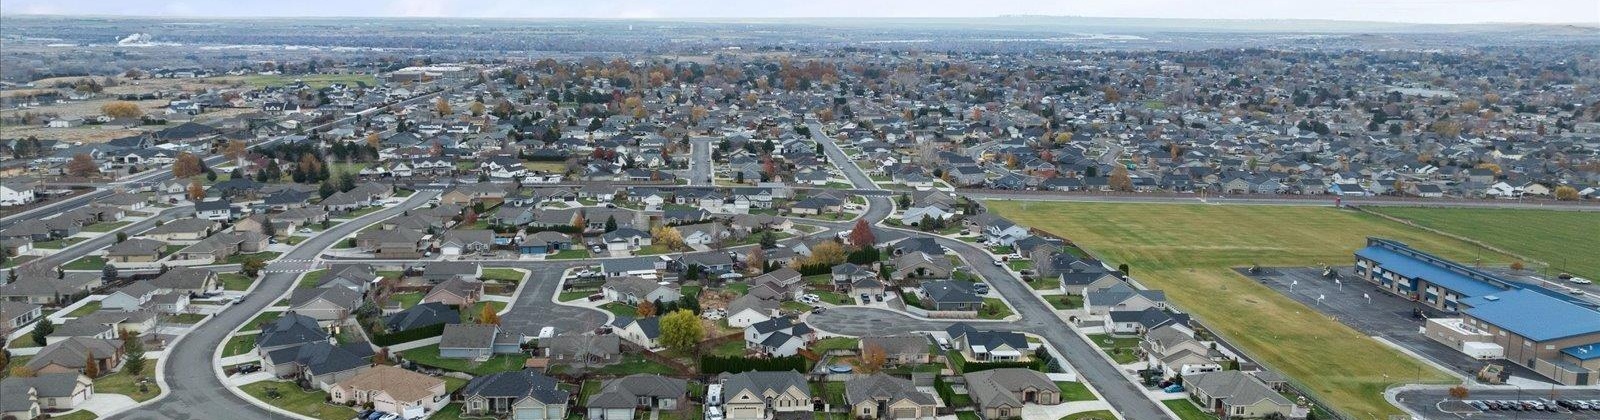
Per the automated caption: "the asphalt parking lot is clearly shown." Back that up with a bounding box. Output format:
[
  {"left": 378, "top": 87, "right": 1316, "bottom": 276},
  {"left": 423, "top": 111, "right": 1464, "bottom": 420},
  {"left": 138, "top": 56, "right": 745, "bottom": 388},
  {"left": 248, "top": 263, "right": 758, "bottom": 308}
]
[
  {"left": 1242, "top": 267, "right": 1550, "bottom": 384},
  {"left": 1395, "top": 388, "right": 1600, "bottom": 419}
]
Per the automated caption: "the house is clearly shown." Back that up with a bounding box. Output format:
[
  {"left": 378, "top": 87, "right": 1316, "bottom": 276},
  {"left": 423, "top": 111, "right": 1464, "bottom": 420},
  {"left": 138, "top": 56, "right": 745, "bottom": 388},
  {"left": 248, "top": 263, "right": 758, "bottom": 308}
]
[
  {"left": 981, "top": 217, "right": 1031, "bottom": 246},
  {"left": 194, "top": 199, "right": 235, "bottom": 221},
  {"left": 420, "top": 261, "right": 481, "bottom": 283},
  {"left": 748, "top": 268, "right": 805, "bottom": 300},
  {"left": 440, "top": 324, "right": 521, "bottom": 360},
  {"left": 602, "top": 276, "right": 681, "bottom": 306},
  {"left": 0, "top": 301, "right": 43, "bottom": 331},
  {"left": 0, "top": 373, "right": 94, "bottom": 414},
  {"left": 946, "top": 323, "right": 1030, "bottom": 362},
  {"left": 720, "top": 371, "right": 811, "bottom": 420},
  {"left": 141, "top": 217, "right": 217, "bottom": 242},
  {"left": 234, "top": 214, "right": 296, "bottom": 239},
  {"left": 832, "top": 263, "right": 878, "bottom": 292},
  {"left": 150, "top": 267, "right": 219, "bottom": 294},
  {"left": 586, "top": 374, "right": 688, "bottom": 420},
  {"left": 458, "top": 370, "right": 571, "bottom": 419},
  {"left": 1185, "top": 371, "right": 1296, "bottom": 419},
  {"left": 860, "top": 335, "right": 934, "bottom": 365},
  {"left": 66, "top": 311, "right": 156, "bottom": 336},
  {"left": 288, "top": 286, "right": 363, "bottom": 321},
  {"left": 422, "top": 276, "right": 484, "bottom": 307},
  {"left": 329, "top": 365, "right": 449, "bottom": 417},
  {"left": 255, "top": 312, "right": 328, "bottom": 356},
  {"left": 962, "top": 368, "right": 1059, "bottom": 419},
  {"left": 724, "top": 294, "right": 779, "bottom": 328},
  {"left": 674, "top": 222, "right": 731, "bottom": 246},
  {"left": 844, "top": 373, "right": 938, "bottom": 420},
  {"left": 105, "top": 238, "right": 166, "bottom": 264},
  {"left": 146, "top": 292, "right": 191, "bottom": 314},
  {"left": 437, "top": 229, "right": 495, "bottom": 256},
  {"left": 1, "top": 180, "right": 37, "bottom": 206},
  {"left": 601, "top": 258, "right": 659, "bottom": 278},
  {"left": 101, "top": 281, "right": 161, "bottom": 311},
  {"left": 541, "top": 334, "right": 621, "bottom": 366},
  {"left": 25, "top": 337, "right": 123, "bottom": 377},
  {"left": 316, "top": 263, "right": 380, "bottom": 293},
  {"left": 520, "top": 231, "right": 574, "bottom": 255},
  {"left": 383, "top": 302, "right": 460, "bottom": 333},
  {"left": 611, "top": 316, "right": 662, "bottom": 349},
  {"left": 1142, "top": 325, "right": 1223, "bottom": 379},
  {"left": 1106, "top": 308, "right": 1187, "bottom": 335},
  {"left": 744, "top": 317, "right": 814, "bottom": 357},
  {"left": 918, "top": 281, "right": 982, "bottom": 313},
  {"left": 1084, "top": 283, "right": 1167, "bottom": 315},
  {"left": 261, "top": 341, "right": 373, "bottom": 391},
  {"left": 894, "top": 252, "right": 954, "bottom": 281},
  {"left": 0, "top": 273, "right": 102, "bottom": 305}
]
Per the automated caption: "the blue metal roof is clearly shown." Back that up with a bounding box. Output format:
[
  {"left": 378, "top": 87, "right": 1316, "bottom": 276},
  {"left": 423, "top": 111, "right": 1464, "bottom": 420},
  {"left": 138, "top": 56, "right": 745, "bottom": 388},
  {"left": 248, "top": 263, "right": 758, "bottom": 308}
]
[
  {"left": 1562, "top": 343, "right": 1600, "bottom": 361},
  {"left": 1355, "top": 245, "right": 1508, "bottom": 297},
  {"left": 1460, "top": 289, "right": 1600, "bottom": 342}
]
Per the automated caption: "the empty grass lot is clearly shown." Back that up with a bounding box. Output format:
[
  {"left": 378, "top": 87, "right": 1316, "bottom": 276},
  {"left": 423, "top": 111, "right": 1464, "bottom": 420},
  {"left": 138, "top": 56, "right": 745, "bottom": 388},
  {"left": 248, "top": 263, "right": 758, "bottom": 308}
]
[
  {"left": 1366, "top": 207, "right": 1600, "bottom": 280},
  {"left": 986, "top": 201, "right": 1484, "bottom": 418},
  {"left": 399, "top": 344, "right": 529, "bottom": 376}
]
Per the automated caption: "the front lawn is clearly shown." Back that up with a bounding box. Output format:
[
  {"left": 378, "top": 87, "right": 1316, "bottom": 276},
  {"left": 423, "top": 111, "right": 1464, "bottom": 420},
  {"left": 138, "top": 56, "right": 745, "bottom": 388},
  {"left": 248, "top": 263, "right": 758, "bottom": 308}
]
[
  {"left": 1061, "top": 410, "right": 1118, "bottom": 420},
  {"left": 342, "top": 205, "right": 385, "bottom": 219},
  {"left": 63, "top": 256, "right": 106, "bottom": 270},
  {"left": 1049, "top": 295, "right": 1084, "bottom": 310},
  {"left": 239, "top": 381, "right": 354, "bottom": 420},
  {"left": 166, "top": 313, "right": 208, "bottom": 324},
  {"left": 1056, "top": 381, "right": 1097, "bottom": 402},
  {"left": 84, "top": 221, "right": 132, "bottom": 232},
  {"left": 400, "top": 344, "right": 528, "bottom": 376},
  {"left": 978, "top": 298, "right": 1013, "bottom": 320},
  {"left": 226, "top": 251, "right": 282, "bottom": 264},
  {"left": 35, "top": 237, "right": 86, "bottom": 249},
  {"left": 223, "top": 334, "right": 257, "bottom": 357},
  {"left": 296, "top": 270, "right": 327, "bottom": 289},
  {"left": 813, "top": 290, "right": 851, "bottom": 305},
  {"left": 481, "top": 268, "right": 525, "bottom": 283},
  {"left": 1164, "top": 398, "right": 1219, "bottom": 420},
  {"left": 599, "top": 302, "right": 637, "bottom": 318},
  {"left": 558, "top": 290, "right": 597, "bottom": 302},
  {"left": 247, "top": 311, "right": 284, "bottom": 329},
  {"left": 467, "top": 301, "right": 507, "bottom": 319},
  {"left": 220, "top": 273, "right": 255, "bottom": 291},
  {"left": 95, "top": 369, "right": 161, "bottom": 402},
  {"left": 547, "top": 249, "right": 590, "bottom": 260},
  {"left": 1028, "top": 275, "right": 1060, "bottom": 291},
  {"left": 1085, "top": 334, "right": 1142, "bottom": 364}
]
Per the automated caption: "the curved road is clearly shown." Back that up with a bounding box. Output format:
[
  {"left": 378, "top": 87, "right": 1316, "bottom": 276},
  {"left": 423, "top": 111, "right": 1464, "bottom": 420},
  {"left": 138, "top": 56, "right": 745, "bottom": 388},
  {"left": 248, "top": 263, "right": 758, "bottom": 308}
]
[{"left": 109, "top": 191, "right": 437, "bottom": 420}]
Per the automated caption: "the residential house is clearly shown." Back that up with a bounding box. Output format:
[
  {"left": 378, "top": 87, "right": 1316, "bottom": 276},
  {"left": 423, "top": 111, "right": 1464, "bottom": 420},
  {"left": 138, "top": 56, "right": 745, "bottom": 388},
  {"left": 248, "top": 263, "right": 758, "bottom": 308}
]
[
  {"left": 422, "top": 276, "right": 484, "bottom": 307},
  {"left": 586, "top": 374, "right": 688, "bottom": 420},
  {"left": 440, "top": 324, "right": 515, "bottom": 360},
  {"left": 1141, "top": 325, "right": 1223, "bottom": 379},
  {"left": 288, "top": 286, "right": 363, "bottom": 321},
  {"left": 383, "top": 302, "right": 460, "bottom": 333},
  {"left": 458, "top": 370, "right": 571, "bottom": 419},
  {"left": 101, "top": 281, "right": 161, "bottom": 311},
  {"left": 25, "top": 337, "right": 123, "bottom": 377},
  {"left": 0, "top": 373, "right": 94, "bottom": 414},
  {"left": 962, "top": 368, "right": 1059, "bottom": 419},
  {"left": 611, "top": 316, "right": 662, "bottom": 349},
  {"left": 541, "top": 334, "right": 621, "bottom": 367},
  {"left": 918, "top": 281, "right": 982, "bottom": 313},
  {"left": 329, "top": 365, "right": 449, "bottom": 417},
  {"left": 602, "top": 276, "right": 681, "bottom": 306},
  {"left": 0, "top": 301, "right": 43, "bottom": 331},
  {"left": 1084, "top": 283, "right": 1167, "bottom": 315},
  {"left": 744, "top": 317, "right": 814, "bottom": 357},
  {"left": 844, "top": 373, "right": 937, "bottom": 420},
  {"left": 946, "top": 323, "right": 1030, "bottom": 362},
  {"left": 255, "top": 312, "right": 328, "bottom": 357},
  {"left": 150, "top": 267, "right": 219, "bottom": 294},
  {"left": 720, "top": 371, "right": 811, "bottom": 420},
  {"left": 1185, "top": 371, "right": 1295, "bottom": 419},
  {"left": 105, "top": 238, "right": 166, "bottom": 264},
  {"left": 860, "top": 335, "right": 934, "bottom": 365},
  {"left": 261, "top": 340, "right": 373, "bottom": 391},
  {"left": 141, "top": 218, "right": 217, "bottom": 242},
  {"left": 894, "top": 252, "right": 954, "bottom": 281},
  {"left": 724, "top": 294, "right": 779, "bottom": 329}
]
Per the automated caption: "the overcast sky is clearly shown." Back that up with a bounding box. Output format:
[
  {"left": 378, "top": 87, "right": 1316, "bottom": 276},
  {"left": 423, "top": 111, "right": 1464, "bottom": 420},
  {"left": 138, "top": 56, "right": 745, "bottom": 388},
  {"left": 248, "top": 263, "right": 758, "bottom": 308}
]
[{"left": 2, "top": 0, "right": 1596, "bottom": 25}]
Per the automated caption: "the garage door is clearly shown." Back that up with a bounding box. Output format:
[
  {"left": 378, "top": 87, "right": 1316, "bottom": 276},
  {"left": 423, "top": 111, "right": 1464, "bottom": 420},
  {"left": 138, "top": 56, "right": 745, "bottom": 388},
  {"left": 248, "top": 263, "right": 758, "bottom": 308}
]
[
  {"left": 892, "top": 408, "right": 918, "bottom": 418},
  {"left": 731, "top": 406, "right": 761, "bottom": 419},
  {"left": 513, "top": 407, "right": 544, "bottom": 420}
]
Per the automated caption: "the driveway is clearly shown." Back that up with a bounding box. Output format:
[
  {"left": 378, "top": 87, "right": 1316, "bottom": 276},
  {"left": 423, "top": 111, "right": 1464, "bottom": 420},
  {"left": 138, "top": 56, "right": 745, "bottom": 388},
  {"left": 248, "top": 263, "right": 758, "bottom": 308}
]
[{"left": 80, "top": 394, "right": 138, "bottom": 417}]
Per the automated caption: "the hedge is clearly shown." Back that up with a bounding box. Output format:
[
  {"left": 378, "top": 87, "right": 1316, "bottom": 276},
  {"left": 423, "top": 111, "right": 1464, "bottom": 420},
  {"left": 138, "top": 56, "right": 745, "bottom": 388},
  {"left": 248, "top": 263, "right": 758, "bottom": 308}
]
[
  {"left": 699, "top": 355, "right": 806, "bottom": 375},
  {"left": 372, "top": 323, "right": 447, "bottom": 346}
]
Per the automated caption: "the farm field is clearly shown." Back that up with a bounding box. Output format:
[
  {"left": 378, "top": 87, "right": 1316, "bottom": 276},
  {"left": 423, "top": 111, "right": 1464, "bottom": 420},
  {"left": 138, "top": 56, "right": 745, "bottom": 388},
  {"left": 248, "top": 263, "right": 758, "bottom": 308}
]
[
  {"left": 984, "top": 201, "right": 1499, "bottom": 418},
  {"left": 1366, "top": 207, "right": 1600, "bottom": 281}
]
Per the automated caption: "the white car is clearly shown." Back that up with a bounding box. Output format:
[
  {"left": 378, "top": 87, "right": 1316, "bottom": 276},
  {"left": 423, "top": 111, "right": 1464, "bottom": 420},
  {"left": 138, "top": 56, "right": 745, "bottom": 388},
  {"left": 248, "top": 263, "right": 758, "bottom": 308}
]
[{"left": 1570, "top": 277, "right": 1592, "bottom": 285}]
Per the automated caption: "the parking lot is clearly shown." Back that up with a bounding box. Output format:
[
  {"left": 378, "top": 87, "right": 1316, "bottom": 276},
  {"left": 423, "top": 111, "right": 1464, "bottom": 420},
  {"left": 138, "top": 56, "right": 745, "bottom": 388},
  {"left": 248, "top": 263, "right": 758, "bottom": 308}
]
[
  {"left": 1395, "top": 388, "right": 1600, "bottom": 419},
  {"left": 1242, "top": 267, "right": 1551, "bottom": 384}
]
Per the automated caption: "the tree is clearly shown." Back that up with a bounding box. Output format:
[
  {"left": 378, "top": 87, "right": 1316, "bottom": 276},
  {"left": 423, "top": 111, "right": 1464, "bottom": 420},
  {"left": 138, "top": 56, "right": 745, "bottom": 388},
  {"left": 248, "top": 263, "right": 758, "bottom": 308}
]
[
  {"left": 478, "top": 304, "right": 501, "bottom": 325},
  {"left": 652, "top": 226, "right": 686, "bottom": 251},
  {"left": 66, "top": 153, "right": 99, "bottom": 177},
  {"left": 32, "top": 317, "right": 53, "bottom": 346},
  {"left": 1555, "top": 186, "right": 1580, "bottom": 201},
  {"left": 745, "top": 247, "right": 766, "bottom": 276},
  {"left": 847, "top": 219, "right": 876, "bottom": 249},
  {"left": 469, "top": 100, "right": 485, "bottom": 117},
  {"left": 759, "top": 231, "right": 777, "bottom": 249},
  {"left": 116, "top": 232, "right": 128, "bottom": 243},
  {"left": 1117, "top": 263, "right": 1130, "bottom": 275},
  {"left": 187, "top": 180, "right": 206, "bottom": 201},
  {"left": 463, "top": 209, "right": 478, "bottom": 226},
  {"left": 859, "top": 343, "right": 887, "bottom": 374},
  {"left": 224, "top": 140, "right": 249, "bottom": 162},
  {"left": 374, "top": 347, "right": 391, "bottom": 365},
  {"left": 636, "top": 300, "right": 657, "bottom": 317},
  {"left": 435, "top": 97, "right": 452, "bottom": 117},
  {"left": 83, "top": 353, "right": 100, "bottom": 377},
  {"left": 1448, "top": 385, "right": 1469, "bottom": 400},
  {"left": 241, "top": 257, "right": 266, "bottom": 277},
  {"left": 122, "top": 329, "right": 146, "bottom": 375},
  {"left": 1510, "top": 261, "right": 1525, "bottom": 271},
  {"left": 366, "top": 132, "right": 382, "bottom": 149},
  {"left": 805, "top": 241, "right": 847, "bottom": 267},
  {"left": 173, "top": 152, "right": 204, "bottom": 179},
  {"left": 658, "top": 309, "right": 704, "bottom": 354},
  {"left": 604, "top": 215, "right": 618, "bottom": 232},
  {"left": 101, "top": 101, "right": 143, "bottom": 119},
  {"left": 1109, "top": 165, "right": 1133, "bottom": 192},
  {"left": 9, "top": 366, "right": 35, "bottom": 378}
]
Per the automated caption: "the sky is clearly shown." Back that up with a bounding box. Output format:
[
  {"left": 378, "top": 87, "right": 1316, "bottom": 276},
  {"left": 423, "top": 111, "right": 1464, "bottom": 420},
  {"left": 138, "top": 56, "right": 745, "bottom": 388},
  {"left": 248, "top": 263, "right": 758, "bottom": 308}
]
[{"left": 1, "top": 0, "right": 1596, "bottom": 25}]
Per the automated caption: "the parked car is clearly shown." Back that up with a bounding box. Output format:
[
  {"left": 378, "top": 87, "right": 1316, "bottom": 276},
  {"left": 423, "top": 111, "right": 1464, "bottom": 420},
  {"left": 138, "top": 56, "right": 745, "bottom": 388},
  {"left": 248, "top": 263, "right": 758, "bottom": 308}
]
[{"left": 1571, "top": 277, "right": 1592, "bottom": 284}]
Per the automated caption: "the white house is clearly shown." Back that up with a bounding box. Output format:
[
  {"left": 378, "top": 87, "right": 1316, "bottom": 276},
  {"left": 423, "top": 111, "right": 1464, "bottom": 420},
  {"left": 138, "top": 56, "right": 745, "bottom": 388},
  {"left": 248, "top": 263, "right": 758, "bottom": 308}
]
[{"left": 0, "top": 182, "right": 35, "bottom": 206}]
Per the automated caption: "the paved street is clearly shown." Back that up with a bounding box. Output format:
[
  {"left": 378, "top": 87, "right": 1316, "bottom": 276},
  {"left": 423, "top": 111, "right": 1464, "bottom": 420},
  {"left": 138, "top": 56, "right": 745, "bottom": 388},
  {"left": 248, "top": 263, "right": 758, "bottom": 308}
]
[
  {"left": 686, "top": 136, "right": 714, "bottom": 186},
  {"left": 807, "top": 119, "right": 1172, "bottom": 420},
  {"left": 13, "top": 205, "right": 193, "bottom": 272},
  {"left": 108, "top": 191, "right": 437, "bottom": 420},
  {"left": 494, "top": 264, "right": 610, "bottom": 337}
]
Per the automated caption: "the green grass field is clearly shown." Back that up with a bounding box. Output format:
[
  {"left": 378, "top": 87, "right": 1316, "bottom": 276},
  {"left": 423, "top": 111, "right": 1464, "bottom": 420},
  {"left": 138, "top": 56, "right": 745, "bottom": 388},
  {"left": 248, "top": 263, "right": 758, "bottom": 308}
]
[
  {"left": 95, "top": 369, "right": 161, "bottom": 402},
  {"left": 1163, "top": 398, "right": 1219, "bottom": 420},
  {"left": 1366, "top": 207, "right": 1600, "bottom": 280},
  {"left": 986, "top": 201, "right": 1484, "bottom": 418},
  {"left": 400, "top": 344, "right": 528, "bottom": 376}
]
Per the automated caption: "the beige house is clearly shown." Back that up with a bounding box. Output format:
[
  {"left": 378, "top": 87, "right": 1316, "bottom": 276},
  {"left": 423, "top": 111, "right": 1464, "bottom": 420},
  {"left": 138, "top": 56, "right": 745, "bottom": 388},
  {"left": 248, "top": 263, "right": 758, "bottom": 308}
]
[
  {"left": 721, "top": 371, "right": 811, "bottom": 420},
  {"left": 845, "top": 373, "right": 937, "bottom": 420},
  {"left": 962, "top": 368, "right": 1059, "bottom": 419},
  {"left": 1186, "top": 371, "right": 1294, "bottom": 419},
  {"left": 329, "top": 365, "right": 449, "bottom": 416}
]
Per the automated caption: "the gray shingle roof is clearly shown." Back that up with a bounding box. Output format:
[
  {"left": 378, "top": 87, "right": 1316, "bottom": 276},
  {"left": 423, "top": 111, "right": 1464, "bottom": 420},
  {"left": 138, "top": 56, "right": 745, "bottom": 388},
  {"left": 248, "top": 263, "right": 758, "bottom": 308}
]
[{"left": 460, "top": 370, "right": 569, "bottom": 404}]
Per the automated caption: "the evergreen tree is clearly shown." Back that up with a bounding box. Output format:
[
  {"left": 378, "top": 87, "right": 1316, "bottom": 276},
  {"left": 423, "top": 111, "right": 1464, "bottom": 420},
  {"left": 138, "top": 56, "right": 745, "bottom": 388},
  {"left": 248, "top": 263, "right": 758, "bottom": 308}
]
[{"left": 32, "top": 317, "right": 53, "bottom": 346}]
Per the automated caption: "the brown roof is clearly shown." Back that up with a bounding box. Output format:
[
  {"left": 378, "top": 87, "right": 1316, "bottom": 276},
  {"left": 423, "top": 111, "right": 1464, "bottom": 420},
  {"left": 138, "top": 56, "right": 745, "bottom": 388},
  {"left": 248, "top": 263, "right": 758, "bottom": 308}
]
[{"left": 336, "top": 365, "right": 442, "bottom": 402}]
